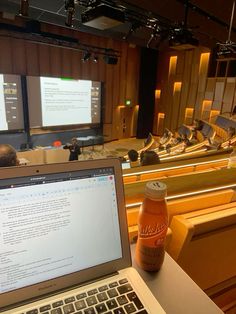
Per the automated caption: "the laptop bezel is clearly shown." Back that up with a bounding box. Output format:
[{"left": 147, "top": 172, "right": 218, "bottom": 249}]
[{"left": 0, "top": 158, "right": 132, "bottom": 311}]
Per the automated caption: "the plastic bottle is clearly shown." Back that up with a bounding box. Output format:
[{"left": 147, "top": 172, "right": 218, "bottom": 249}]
[
  {"left": 135, "top": 181, "right": 168, "bottom": 271},
  {"left": 228, "top": 147, "right": 236, "bottom": 168}
]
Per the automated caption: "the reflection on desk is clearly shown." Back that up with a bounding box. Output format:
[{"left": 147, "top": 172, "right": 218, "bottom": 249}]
[
  {"left": 18, "top": 157, "right": 30, "bottom": 165},
  {"left": 131, "top": 245, "right": 223, "bottom": 314}
]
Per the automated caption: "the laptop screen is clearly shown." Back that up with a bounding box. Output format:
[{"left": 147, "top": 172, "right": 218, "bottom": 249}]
[{"left": 0, "top": 159, "right": 131, "bottom": 310}]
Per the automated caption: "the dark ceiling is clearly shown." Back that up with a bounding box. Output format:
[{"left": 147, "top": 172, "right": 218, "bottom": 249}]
[{"left": 0, "top": 0, "right": 236, "bottom": 50}]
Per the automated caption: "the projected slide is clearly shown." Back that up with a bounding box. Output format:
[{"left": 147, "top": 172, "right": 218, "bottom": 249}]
[
  {"left": 0, "top": 74, "right": 24, "bottom": 131},
  {"left": 27, "top": 76, "right": 101, "bottom": 128}
]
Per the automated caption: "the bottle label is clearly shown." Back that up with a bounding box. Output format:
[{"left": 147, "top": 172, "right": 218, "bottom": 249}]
[{"left": 139, "top": 221, "right": 168, "bottom": 239}]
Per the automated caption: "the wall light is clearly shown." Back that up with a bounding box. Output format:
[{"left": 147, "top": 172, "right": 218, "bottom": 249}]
[{"left": 19, "top": 0, "right": 29, "bottom": 16}]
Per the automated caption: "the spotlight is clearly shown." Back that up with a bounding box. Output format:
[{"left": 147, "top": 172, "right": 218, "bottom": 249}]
[
  {"left": 82, "top": 51, "right": 91, "bottom": 62},
  {"left": 65, "top": 0, "right": 75, "bottom": 27},
  {"left": 19, "top": 0, "right": 29, "bottom": 17},
  {"left": 93, "top": 55, "right": 99, "bottom": 63}
]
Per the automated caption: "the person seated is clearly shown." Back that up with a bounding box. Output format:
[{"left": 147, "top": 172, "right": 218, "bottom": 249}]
[
  {"left": 140, "top": 150, "right": 160, "bottom": 166},
  {"left": 193, "top": 119, "right": 204, "bottom": 131},
  {"left": 226, "top": 126, "right": 236, "bottom": 147},
  {"left": 0, "top": 144, "right": 19, "bottom": 167},
  {"left": 143, "top": 133, "right": 153, "bottom": 147},
  {"left": 63, "top": 138, "right": 81, "bottom": 161},
  {"left": 127, "top": 149, "right": 139, "bottom": 167},
  {"left": 206, "top": 137, "right": 222, "bottom": 150},
  {"left": 159, "top": 128, "right": 173, "bottom": 145}
]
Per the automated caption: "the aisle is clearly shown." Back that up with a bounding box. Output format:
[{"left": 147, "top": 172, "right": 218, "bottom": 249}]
[{"left": 79, "top": 138, "right": 145, "bottom": 160}]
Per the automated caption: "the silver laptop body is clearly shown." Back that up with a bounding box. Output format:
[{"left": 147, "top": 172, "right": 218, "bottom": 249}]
[{"left": 0, "top": 158, "right": 165, "bottom": 314}]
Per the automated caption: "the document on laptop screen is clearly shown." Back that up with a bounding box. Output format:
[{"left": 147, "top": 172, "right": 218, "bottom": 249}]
[{"left": 0, "top": 168, "right": 122, "bottom": 294}]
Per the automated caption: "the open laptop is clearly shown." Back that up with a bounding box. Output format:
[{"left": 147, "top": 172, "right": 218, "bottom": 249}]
[{"left": 0, "top": 158, "right": 165, "bottom": 314}]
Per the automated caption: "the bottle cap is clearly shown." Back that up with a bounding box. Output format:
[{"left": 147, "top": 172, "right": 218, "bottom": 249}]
[{"left": 145, "top": 181, "right": 167, "bottom": 200}]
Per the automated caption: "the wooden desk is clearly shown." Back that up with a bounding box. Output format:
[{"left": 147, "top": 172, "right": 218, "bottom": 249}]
[
  {"left": 131, "top": 246, "right": 223, "bottom": 314},
  {"left": 44, "top": 147, "right": 69, "bottom": 163},
  {"left": 17, "top": 149, "right": 45, "bottom": 165},
  {"left": 125, "top": 168, "right": 236, "bottom": 205}
]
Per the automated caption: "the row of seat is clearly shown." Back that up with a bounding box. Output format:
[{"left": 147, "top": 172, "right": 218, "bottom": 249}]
[{"left": 124, "top": 167, "right": 236, "bottom": 299}]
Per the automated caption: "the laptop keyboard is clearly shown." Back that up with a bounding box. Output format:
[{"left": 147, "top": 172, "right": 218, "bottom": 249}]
[{"left": 23, "top": 278, "right": 148, "bottom": 314}]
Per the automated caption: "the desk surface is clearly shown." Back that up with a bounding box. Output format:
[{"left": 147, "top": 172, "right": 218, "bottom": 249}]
[{"left": 131, "top": 246, "right": 223, "bottom": 314}]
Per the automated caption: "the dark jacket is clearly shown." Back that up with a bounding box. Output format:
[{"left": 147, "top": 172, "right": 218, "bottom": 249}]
[{"left": 63, "top": 144, "right": 81, "bottom": 161}]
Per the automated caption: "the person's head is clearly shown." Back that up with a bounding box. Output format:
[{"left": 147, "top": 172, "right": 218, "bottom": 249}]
[
  {"left": 119, "top": 156, "right": 127, "bottom": 163},
  {"left": 71, "top": 137, "right": 78, "bottom": 145},
  {"left": 228, "top": 127, "right": 235, "bottom": 137},
  {"left": 140, "top": 150, "right": 160, "bottom": 166},
  {"left": 128, "top": 149, "right": 139, "bottom": 162},
  {"left": 0, "top": 144, "right": 19, "bottom": 167}
]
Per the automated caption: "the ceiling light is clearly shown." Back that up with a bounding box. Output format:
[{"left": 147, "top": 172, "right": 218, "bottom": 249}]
[{"left": 19, "top": 0, "right": 29, "bottom": 17}]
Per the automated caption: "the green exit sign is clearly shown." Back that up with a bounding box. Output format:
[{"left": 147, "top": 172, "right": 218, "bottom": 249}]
[{"left": 125, "top": 99, "right": 132, "bottom": 106}]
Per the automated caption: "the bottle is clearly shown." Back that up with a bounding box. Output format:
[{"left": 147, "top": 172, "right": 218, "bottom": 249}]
[
  {"left": 228, "top": 147, "right": 236, "bottom": 168},
  {"left": 135, "top": 181, "right": 168, "bottom": 271}
]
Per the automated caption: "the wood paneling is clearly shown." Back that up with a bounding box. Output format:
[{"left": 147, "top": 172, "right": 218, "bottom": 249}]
[
  {"left": 214, "top": 79, "right": 225, "bottom": 102},
  {"left": 12, "top": 39, "right": 27, "bottom": 75},
  {"left": 38, "top": 45, "right": 51, "bottom": 76},
  {"left": 0, "top": 37, "right": 13, "bottom": 73},
  {"left": 0, "top": 19, "right": 140, "bottom": 140},
  {"left": 205, "top": 78, "right": 216, "bottom": 101},
  {"left": 50, "top": 46, "right": 62, "bottom": 77},
  {"left": 156, "top": 46, "right": 236, "bottom": 133},
  {"left": 25, "top": 42, "right": 39, "bottom": 75},
  {"left": 223, "top": 79, "right": 236, "bottom": 105}
]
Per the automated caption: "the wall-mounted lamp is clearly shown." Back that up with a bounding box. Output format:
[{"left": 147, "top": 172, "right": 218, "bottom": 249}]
[{"left": 19, "top": 0, "right": 29, "bottom": 17}]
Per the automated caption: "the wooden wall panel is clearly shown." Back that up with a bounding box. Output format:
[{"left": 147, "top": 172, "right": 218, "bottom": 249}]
[
  {"left": 38, "top": 45, "right": 51, "bottom": 76},
  {"left": 126, "top": 45, "right": 140, "bottom": 104},
  {"left": 71, "top": 50, "right": 81, "bottom": 79},
  {"left": 12, "top": 39, "right": 26, "bottom": 75},
  {"left": 0, "top": 18, "right": 140, "bottom": 140},
  {"left": 0, "top": 37, "right": 13, "bottom": 73},
  {"left": 97, "top": 37, "right": 107, "bottom": 82},
  {"left": 212, "top": 100, "right": 222, "bottom": 111},
  {"left": 49, "top": 46, "right": 62, "bottom": 77},
  {"left": 221, "top": 102, "right": 232, "bottom": 115},
  {"left": 214, "top": 79, "right": 225, "bottom": 101},
  {"left": 171, "top": 86, "right": 182, "bottom": 131},
  {"left": 25, "top": 42, "right": 39, "bottom": 76},
  {"left": 104, "top": 64, "right": 114, "bottom": 124},
  {"left": 178, "top": 50, "right": 194, "bottom": 126},
  {"left": 223, "top": 79, "right": 235, "bottom": 105},
  {"left": 205, "top": 78, "right": 216, "bottom": 100},
  {"left": 119, "top": 42, "right": 128, "bottom": 106},
  {"left": 61, "top": 49, "right": 72, "bottom": 78}
]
